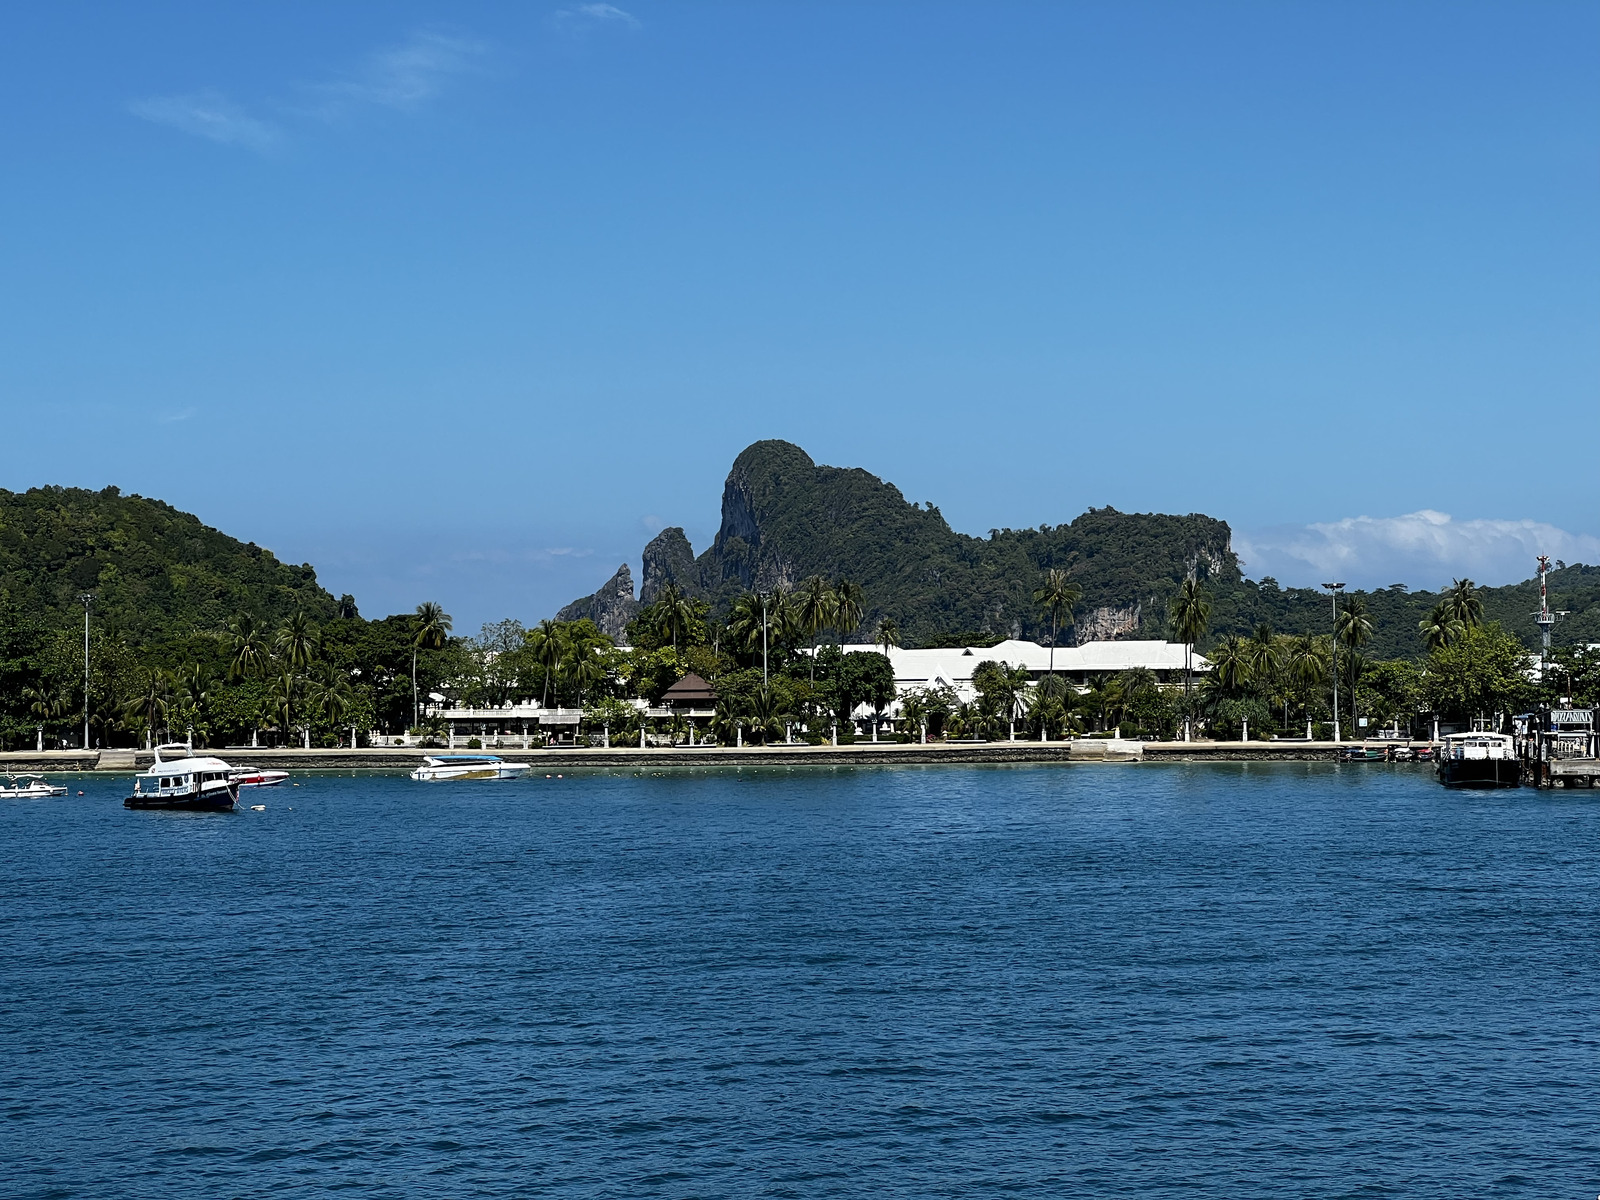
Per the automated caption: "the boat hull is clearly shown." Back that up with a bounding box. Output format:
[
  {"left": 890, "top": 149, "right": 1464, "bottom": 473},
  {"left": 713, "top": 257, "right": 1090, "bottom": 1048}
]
[
  {"left": 1437, "top": 758, "right": 1521, "bottom": 789},
  {"left": 409, "top": 764, "right": 530, "bottom": 782},
  {"left": 124, "top": 783, "right": 239, "bottom": 811}
]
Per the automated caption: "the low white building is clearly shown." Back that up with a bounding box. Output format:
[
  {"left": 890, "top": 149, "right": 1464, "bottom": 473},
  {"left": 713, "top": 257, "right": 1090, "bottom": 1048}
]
[{"left": 840, "top": 639, "right": 1209, "bottom": 705}]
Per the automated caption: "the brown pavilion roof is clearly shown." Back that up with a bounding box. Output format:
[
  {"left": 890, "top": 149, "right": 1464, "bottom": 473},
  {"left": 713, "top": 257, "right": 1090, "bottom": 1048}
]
[{"left": 661, "top": 673, "right": 717, "bottom": 704}]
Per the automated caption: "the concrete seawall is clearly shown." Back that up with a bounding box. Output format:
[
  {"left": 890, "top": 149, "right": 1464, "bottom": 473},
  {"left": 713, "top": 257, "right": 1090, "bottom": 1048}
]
[{"left": 0, "top": 740, "right": 1400, "bottom": 773}]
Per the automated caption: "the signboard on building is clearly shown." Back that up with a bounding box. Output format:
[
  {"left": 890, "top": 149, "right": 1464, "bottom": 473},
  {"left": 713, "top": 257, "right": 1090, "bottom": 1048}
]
[{"left": 1551, "top": 709, "right": 1593, "bottom": 727}]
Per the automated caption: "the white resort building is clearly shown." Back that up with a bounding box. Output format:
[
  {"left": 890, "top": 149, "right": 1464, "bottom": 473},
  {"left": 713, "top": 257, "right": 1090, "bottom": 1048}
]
[{"left": 840, "top": 639, "right": 1208, "bottom": 706}]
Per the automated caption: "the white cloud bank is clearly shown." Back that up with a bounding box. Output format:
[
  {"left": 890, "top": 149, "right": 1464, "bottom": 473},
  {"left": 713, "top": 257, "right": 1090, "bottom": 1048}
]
[{"left": 1234, "top": 511, "right": 1600, "bottom": 591}]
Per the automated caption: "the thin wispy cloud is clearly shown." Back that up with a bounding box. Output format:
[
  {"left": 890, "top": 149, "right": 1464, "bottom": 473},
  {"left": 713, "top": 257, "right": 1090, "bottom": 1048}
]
[
  {"left": 128, "top": 91, "right": 280, "bottom": 151},
  {"left": 296, "top": 29, "right": 489, "bottom": 119},
  {"left": 552, "top": 3, "right": 641, "bottom": 33},
  {"left": 1235, "top": 511, "right": 1600, "bottom": 591},
  {"left": 129, "top": 28, "right": 486, "bottom": 149}
]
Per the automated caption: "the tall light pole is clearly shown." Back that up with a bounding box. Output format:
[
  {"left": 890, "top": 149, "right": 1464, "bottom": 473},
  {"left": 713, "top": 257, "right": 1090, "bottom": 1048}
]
[
  {"left": 79, "top": 592, "right": 94, "bottom": 750},
  {"left": 760, "top": 591, "right": 770, "bottom": 685},
  {"left": 1323, "top": 582, "right": 1343, "bottom": 742}
]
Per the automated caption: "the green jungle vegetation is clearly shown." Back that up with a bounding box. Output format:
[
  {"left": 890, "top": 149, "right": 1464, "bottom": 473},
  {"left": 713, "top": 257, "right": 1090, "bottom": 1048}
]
[
  {"left": 579, "top": 441, "right": 1600, "bottom": 661},
  {"left": 2, "top": 465, "right": 1597, "bottom": 750}
]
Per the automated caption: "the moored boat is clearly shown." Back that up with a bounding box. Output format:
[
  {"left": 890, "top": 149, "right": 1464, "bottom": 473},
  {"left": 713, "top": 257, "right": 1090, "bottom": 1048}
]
[
  {"left": 409, "top": 754, "right": 530, "bottom": 782},
  {"left": 1436, "top": 732, "right": 1520, "bottom": 789},
  {"left": 124, "top": 744, "right": 240, "bottom": 811},
  {"left": 230, "top": 768, "right": 290, "bottom": 789},
  {"left": 0, "top": 774, "right": 69, "bottom": 799}
]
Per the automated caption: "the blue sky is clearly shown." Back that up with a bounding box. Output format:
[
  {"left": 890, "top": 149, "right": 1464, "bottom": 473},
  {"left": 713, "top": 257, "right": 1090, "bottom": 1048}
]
[{"left": 1, "top": 2, "right": 1595, "bottom": 633}]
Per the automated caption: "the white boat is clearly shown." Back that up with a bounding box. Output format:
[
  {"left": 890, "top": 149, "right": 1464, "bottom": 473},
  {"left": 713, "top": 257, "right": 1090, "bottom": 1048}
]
[
  {"left": 0, "top": 774, "right": 69, "bottom": 799},
  {"left": 230, "top": 769, "right": 290, "bottom": 789},
  {"left": 124, "top": 744, "right": 240, "bottom": 811},
  {"left": 409, "top": 754, "right": 531, "bottom": 782}
]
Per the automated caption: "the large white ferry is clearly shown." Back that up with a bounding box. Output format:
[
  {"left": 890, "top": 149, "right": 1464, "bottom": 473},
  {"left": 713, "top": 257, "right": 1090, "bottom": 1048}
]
[
  {"left": 409, "top": 755, "right": 530, "bottom": 782},
  {"left": 124, "top": 744, "right": 241, "bottom": 811}
]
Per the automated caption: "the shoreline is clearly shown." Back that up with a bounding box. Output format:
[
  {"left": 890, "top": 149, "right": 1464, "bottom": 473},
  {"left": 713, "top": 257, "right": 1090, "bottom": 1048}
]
[{"left": 0, "top": 740, "right": 1430, "bottom": 773}]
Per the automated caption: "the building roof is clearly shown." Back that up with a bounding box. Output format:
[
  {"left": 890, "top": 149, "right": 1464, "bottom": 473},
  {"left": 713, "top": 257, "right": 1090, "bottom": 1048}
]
[
  {"left": 837, "top": 639, "right": 1208, "bottom": 701},
  {"left": 662, "top": 673, "right": 717, "bottom": 703}
]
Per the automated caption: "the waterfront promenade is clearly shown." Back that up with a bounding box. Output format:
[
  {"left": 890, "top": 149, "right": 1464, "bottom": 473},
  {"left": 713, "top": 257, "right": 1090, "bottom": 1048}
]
[{"left": 0, "top": 740, "right": 1429, "bottom": 772}]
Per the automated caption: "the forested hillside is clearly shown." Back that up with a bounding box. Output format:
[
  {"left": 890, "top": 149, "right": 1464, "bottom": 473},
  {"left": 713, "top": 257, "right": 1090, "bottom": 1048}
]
[
  {"left": 0, "top": 485, "right": 338, "bottom": 640},
  {"left": 562, "top": 440, "right": 1600, "bottom": 658}
]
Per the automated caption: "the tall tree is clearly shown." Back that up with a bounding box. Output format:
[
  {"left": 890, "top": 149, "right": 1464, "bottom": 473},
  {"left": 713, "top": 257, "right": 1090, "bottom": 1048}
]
[
  {"left": 275, "top": 610, "right": 318, "bottom": 673},
  {"left": 1168, "top": 578, "right": 1211, "bottom": 739},
  {"left": 411, "top": 601, "right": 452, "bottom": 729},
  {"left": 528, "top": 619, "right": 564, "bottom": 708},
  {"left": 1336, "top": 596, "right": 1374, "bottom": 729},
  {"left": 227, "top": 614, "right": 269, "bottom": 681},
  {"left": 874, "top": 616, "right": 899, "bottom": 661},
  {"left": 1031, "top": 568, "right": 1083, "bottom": 676},
  {"left": 1418, "top": 602, "right": 1464, "bottom": 652},
  {"left": 833, "top": 578, "right": 864, "bottom": 645},
  {"left": 796, "top": 575, "right": 836, "bottom": 683},
  {"left": 1444, "top": 578, "right": 1484, "bottom": 631}
]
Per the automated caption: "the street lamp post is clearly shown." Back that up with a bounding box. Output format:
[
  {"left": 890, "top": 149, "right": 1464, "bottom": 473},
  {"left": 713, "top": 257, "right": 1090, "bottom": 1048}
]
[
  {"left": 1323, "top": 582, "right": 1344, "bottom": 743},
  {"left": 760, "top": 592, "right": 770, "bottom": 686},
  {"left": 79, "top": 592, "right": 94, "bottom": 750}
]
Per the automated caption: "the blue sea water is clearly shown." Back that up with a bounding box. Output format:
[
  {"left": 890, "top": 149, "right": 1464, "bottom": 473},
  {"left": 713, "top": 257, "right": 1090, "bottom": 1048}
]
[{"left": 2, "top": 762, "right": 1598, "bottom": 1198}]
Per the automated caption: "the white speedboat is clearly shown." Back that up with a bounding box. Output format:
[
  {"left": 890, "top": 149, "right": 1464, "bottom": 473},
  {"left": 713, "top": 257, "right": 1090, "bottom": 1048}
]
[
  {"left": 124, "top": 744, "right": 240, "bottom": 811},
  {"left": 0, "top": 774, "right": 69, "bottom": 799},
  {"left": 231, "top": 769, "right": 290, "bottom": 789},
  {"left": 409, "top": 754, "right": 530, "bottom": 782}
]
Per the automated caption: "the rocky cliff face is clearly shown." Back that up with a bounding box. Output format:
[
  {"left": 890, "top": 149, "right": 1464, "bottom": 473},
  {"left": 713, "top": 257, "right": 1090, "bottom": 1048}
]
[
  {"left": 556, "top": 440, "right": 1257, "bottom": 648},
  {"left": 640, "top": 527, "right": 700, "bottom": 602},
  {"left": 555, "top": 562, "right": 639, "bottom": 640}
]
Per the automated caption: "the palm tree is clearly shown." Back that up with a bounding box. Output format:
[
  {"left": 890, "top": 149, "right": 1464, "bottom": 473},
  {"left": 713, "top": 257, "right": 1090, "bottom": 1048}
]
[
  {"left": 1168, "top": 578, "right": 1211, "bottom": 740},
  {"left": 833, "top": 578, "right": 864, "bottom": 645},
  {"left": 227, "top": 613, "right": 269, "bottom": 681},
  {"left": 411, "top": 601, "right": 451, "bottom": 729},
  {"left": 1443, "top": 578, "right": 1484, "bottom": 631},
  {"left": 1418, "top": 602, "right": 1464, "bottom": 652},
  {"left": 1210, "top": 634, "right": 1254, "bottom": 693},
  {"left": 123, "top": 670, "right": 169, "bottom": 750},
  {"left": 275, "top": 610, "right": 317, "bottom": 673},
  {"left": 175, "top": 663, "right": 210, "bottom": 746},
  {"left": 1286, "top": 634, "right": 1329, "bottom": 736},
  {"left": 528, "top": 619, "right": 564, "bottom": 708},
  {"left": 267, "top": 670, "right": 298, "bottom": 747},
  {"left": 652, "top": 581, "right": 695, "bottom": 653},
  {"left": 24, "top": 681, "right": 66, "bottom": 751},
  {"left": 1032, "top": 568, "right": 1083, "bottom": 675},
  {"left": 1335, "top": 596, "right": 1373, "bottom": 730},
  {"left": 307, "top": 668, "right": 356, "bottom": 746},
  {"left": 796, "top": 575, "right": 835, "bottom": 682},
  {"left": 875, "top": 616, "right": 899, "bottom": 661},
  {"left": 568, "top": 642, "right": 608, "bottom": 709}
]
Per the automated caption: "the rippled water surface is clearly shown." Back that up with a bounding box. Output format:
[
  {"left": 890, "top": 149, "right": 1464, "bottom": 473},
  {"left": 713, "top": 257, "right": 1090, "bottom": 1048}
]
[{"left": 3, "top": 762, "right": 1599, "bottom": 1197}]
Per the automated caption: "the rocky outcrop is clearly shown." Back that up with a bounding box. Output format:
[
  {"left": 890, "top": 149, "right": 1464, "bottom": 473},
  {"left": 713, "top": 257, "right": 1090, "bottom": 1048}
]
[
  {"left": 555, "top": 563, "right": 639, "bottom": 640},
  {"left": 1076, "top": 603, "right": 1142, "bottom": 642},
  {"left": 640, "top": 527, "right": 701, "bottom": 602}
]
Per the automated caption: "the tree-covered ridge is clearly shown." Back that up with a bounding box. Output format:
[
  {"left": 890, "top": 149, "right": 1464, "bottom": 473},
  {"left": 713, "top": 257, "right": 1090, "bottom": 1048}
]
[
  {"left": 0, "top": 485, "right": 338, "bottom": 642},
  {"left": 661, "top": 440, "right": 1241, "bottom": 646},
  {"left": 568, "top": 440, "right": 1600, "bottom": 660}
]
